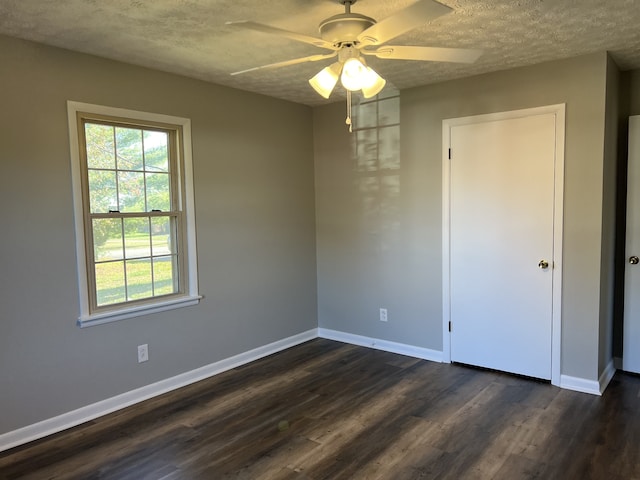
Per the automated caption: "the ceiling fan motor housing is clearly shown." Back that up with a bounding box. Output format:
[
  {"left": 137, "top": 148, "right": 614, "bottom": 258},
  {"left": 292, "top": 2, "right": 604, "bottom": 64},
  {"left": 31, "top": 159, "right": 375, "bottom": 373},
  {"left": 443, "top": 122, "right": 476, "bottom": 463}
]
[{"left": 319, "top": 13, "right": 376, "bottom": 45}]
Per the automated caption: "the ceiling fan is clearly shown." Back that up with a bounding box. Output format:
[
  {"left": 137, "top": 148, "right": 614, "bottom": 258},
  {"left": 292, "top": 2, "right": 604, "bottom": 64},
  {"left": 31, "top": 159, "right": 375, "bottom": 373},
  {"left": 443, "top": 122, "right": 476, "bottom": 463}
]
[{"left": 227, "top": 0, "right": 482, "bottom": 101}]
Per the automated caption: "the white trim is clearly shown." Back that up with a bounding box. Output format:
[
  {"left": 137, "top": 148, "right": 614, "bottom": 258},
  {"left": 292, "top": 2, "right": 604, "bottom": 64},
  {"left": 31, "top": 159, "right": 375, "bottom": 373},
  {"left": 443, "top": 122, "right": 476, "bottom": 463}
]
[
  {"left": 180, "top": 119, "right": 199, "bottom": 299},
  {"left": 560, "top": 374, "right": 602, "bottom": 396},
  {"left": 68, "top": 102, "right": 90, "bottom": 318},
  {"left": 0, "top": 329, "right": 317, "bottom": 453},
  {"left": 318, "top": 328, "right": 443, "bottom": 362},
  {"left": 598, "top": 358, "right": 616, "bottom": 394},
  {"left": 77, "top": 295, "right": 203, "bottom": 327},
  {"left": 550, "top": 105, "right": 566, "bottom": 387},
  {"left": 0, "top": 324, "right": 612, "bottom": 452},
  {"left": 442, "top": 104, "right": 565, "bottom": 386},
  {"left": 66, "top": 101, "right": 200, "bottom": 326},
  {"left": 441, "top": 127, "right": 452, "bottom": 363}
]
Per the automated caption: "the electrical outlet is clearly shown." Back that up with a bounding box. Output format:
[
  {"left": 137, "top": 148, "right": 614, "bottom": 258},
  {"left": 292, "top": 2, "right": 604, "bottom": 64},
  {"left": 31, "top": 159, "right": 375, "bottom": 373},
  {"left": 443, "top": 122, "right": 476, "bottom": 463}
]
[
  {"left": 379, "top": 308, "right": 388, "bottom": 322},
  {"left": 137, "top": 344, "right": 149, "bottom": 363}
]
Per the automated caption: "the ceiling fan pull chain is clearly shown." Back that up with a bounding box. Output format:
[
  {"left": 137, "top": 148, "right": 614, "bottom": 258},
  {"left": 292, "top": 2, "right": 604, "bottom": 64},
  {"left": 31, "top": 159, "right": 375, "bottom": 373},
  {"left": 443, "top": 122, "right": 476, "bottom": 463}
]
[{"left": 346, "top": 90, "right": 353, "bottom": 133}]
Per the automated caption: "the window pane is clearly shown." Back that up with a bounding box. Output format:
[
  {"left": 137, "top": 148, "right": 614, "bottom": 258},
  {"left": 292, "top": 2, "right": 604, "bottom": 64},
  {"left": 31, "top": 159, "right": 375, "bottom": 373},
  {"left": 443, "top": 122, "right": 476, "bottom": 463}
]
[
  {"left": 95, "top": 261, "right": 126, "bottom": 306},
  {"left": 144, "top": 131, "right": 169, "bottom": 172},
  {"left": 93, "top": 218, "right": 123, "bottom": 261},
  {"left": 153, "top": 256, "right": 177, "bottom": 296},
  {"left": 85, "top": 123, "right": 115, "bottom": 169},
  {"left": 115, "top": 127, "right": 144, "bottom": 171},
  {"left": 146, "top": 173, "right": 170, "bottom": 212},
  {"left": 88, "top": 170, "right": 117, "bottom": 213},
  {"left": 124, "top": 218, "right": 151, "bottom": 259},
  {"left": 117, "top": 171, "right": 145, "bottom": 212},
  {"left": 151, "top": 216, "right": 173, "bottom": 255},
  {"left": 126, "top": 258, "right": 153, "bottom": 300}
]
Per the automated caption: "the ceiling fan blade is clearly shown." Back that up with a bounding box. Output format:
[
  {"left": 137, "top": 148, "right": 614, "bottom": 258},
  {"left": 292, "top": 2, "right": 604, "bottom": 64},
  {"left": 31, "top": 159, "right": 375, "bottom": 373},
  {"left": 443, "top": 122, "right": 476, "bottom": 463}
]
[
  {"left": 363, "top": 45, "right": 482, "bottom": 63},
  {"left": 357, "top": 0, "right": 452, "bottom": 46},
  {"left": 226, "top": 21, "right": 338, "bottom": 51},
  {"left": 231, "top": 52, "right": 338, "bottom": 76}
]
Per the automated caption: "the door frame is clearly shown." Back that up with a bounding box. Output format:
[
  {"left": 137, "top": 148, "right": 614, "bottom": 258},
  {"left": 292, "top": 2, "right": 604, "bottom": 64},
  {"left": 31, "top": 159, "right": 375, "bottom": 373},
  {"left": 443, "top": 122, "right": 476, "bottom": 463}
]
[{"left": 441, "top": 104, "right": 565, "bottom": 386}]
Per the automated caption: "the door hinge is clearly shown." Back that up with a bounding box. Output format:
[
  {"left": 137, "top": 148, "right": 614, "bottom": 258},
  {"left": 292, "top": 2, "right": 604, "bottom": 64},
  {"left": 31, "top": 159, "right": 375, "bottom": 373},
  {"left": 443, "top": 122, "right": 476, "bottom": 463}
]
[
  {"left": 448, "top": 148, "right": 452, "bottom": 160},
  {"left": 448, "top": 321, "right": 452, "bottom": 332}
]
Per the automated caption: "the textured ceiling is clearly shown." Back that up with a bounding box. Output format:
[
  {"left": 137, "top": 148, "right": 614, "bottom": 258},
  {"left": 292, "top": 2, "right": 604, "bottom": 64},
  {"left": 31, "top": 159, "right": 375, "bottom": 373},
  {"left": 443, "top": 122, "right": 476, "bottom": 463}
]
[{"left": 1, "top": 0, "right": 640, "bottom": 106}]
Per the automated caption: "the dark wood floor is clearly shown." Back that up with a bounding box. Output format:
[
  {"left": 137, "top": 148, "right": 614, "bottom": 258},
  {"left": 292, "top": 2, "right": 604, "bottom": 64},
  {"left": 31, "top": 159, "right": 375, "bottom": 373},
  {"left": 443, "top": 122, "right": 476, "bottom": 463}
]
[{"left": 1, "top": 339, "right": 640, "bottom": 480}]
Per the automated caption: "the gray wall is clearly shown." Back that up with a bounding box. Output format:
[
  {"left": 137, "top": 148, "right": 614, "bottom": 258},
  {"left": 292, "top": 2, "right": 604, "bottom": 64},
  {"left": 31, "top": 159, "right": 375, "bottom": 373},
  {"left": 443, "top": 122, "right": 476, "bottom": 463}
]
[
  {"left": 628, "top": 69, "right": 640, "bottom": 114},
  {"left": 314, "top": 52, "right": 610, "bottom": 381},
  {"left": 599, "top": 54, "right": 621, "bottom": 373},
  {"left": 0, "top": 35, "right": 317, "bottom": 435}
]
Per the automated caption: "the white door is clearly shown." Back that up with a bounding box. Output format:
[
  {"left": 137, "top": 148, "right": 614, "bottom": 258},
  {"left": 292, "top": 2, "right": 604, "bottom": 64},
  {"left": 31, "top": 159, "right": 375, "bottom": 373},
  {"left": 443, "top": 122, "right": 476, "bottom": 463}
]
[
  {"left": 446, "top": 110, "right": 560, "bottom": 380},
  {"left": 623, "top": 116, "right": 640, "bottom": 373}
]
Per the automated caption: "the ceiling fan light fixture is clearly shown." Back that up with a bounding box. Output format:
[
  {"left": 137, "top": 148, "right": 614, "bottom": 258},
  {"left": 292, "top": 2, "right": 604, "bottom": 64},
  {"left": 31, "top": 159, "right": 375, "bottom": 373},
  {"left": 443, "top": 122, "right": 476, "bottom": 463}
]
[
  {"left": 361, "top": 66, "right": 386, "bottom": 98},
  {"left": 309, "top": 62, "right": 341, "bottom": 98},
  {"left": 229, "top": 0, "right": 483, "bottom": 108},
  {"left": 340, "top": 57, "right": 368, "bottom": 91}
]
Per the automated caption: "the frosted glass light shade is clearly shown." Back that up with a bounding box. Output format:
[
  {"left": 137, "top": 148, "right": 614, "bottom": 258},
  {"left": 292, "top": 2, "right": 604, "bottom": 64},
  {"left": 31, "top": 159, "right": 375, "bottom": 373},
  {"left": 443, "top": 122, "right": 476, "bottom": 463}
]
[
  {"left": 309, "top": 63, "right": 341, "bottom": 99},
  {"left": 340, "top": 58, "right": 368, "bottom": 91},
  {"left": 310, "top": 57, "right": 387, "bottom": 99},
  {"left": 361, "top": 67, "right": 386, "bottom": 98}
]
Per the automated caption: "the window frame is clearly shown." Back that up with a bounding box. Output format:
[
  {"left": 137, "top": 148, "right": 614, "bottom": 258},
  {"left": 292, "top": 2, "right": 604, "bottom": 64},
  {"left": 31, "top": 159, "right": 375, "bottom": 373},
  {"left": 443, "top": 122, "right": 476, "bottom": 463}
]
[{"left": 68, "top": 101, "right": 200, "bottom": 327}]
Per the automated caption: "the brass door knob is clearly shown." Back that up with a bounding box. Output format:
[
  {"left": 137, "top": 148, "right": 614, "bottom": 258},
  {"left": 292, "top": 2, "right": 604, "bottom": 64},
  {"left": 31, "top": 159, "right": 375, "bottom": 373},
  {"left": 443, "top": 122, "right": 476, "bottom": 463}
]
[
  {"left": 538, "top": 260, "right": 549, "bottom": 269},
  {"left": 630, "top": 256, "right": 640, "bottom": 265}
]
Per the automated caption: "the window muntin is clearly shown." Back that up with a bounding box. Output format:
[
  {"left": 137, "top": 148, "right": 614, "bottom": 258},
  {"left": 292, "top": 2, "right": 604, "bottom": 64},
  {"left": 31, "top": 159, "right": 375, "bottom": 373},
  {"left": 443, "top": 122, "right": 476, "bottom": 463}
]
[{"left": 68, "top": 102, "right": 200, "bottom": 326}]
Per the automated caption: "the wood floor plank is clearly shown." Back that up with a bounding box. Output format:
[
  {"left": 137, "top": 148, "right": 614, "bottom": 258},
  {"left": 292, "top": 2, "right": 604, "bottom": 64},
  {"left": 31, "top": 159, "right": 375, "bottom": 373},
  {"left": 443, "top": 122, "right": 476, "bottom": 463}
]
[{"left": 2, "top": 339, "right": 640, "bottom": 480}]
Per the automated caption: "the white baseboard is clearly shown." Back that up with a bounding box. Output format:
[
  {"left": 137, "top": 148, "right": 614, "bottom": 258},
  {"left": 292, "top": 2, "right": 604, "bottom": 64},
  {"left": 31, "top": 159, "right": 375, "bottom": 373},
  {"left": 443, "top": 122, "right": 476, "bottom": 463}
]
[
  {"left": 0, "top": 326, "right": 614, "bottom": 452},
  {"left": 318, "top": 328, "right": 443, "bottom": 363},
  {"left": 0, "top": 328, "right": 317, "bottom": 453},
  {"left": 559, "top": 358, "right": 616, "bottom": 396},
  {"left": 560, "top": 358, "right": 616, "bottom": 396},
  {"left": 598, "top": 358, "right": 616, "bottom": 394},
  {"left": 559, "top": 374, "right": 602, "bottom": 395}
]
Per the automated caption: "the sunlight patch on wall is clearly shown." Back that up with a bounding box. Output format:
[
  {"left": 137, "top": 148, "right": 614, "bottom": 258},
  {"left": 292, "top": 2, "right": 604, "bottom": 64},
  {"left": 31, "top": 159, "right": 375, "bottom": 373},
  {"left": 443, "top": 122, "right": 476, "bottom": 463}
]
[{"left": 351, "top": 87, "right": 401, "bottom": 253}]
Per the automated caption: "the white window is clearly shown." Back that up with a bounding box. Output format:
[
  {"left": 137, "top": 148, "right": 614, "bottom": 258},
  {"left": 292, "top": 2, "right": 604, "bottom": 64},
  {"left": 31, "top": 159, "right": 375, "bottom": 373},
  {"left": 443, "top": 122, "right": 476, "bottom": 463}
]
[{"left": 68, "top": 102, "right": 200, "bottom": 327}]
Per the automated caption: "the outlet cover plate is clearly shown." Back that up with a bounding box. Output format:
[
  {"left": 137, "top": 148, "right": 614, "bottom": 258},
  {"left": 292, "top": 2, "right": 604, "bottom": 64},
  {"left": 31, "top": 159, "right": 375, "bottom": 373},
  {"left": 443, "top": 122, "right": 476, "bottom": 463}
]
[{"left": 137, "top": 344, "right": 149, "bottom": 363}]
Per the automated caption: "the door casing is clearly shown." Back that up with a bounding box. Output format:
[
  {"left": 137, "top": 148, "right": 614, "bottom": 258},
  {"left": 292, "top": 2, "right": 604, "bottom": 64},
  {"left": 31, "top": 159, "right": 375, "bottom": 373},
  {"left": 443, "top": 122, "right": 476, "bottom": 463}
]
[{"left": 441, "top": 104, "right": 565, "bottom": 387}]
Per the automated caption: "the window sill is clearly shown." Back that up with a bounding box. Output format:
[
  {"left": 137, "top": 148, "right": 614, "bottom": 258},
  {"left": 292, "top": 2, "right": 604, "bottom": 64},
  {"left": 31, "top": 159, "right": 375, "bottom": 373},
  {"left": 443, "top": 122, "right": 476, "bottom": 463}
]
[{"left": 77, "top": 295, "right": 202, "bottom": 328}]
